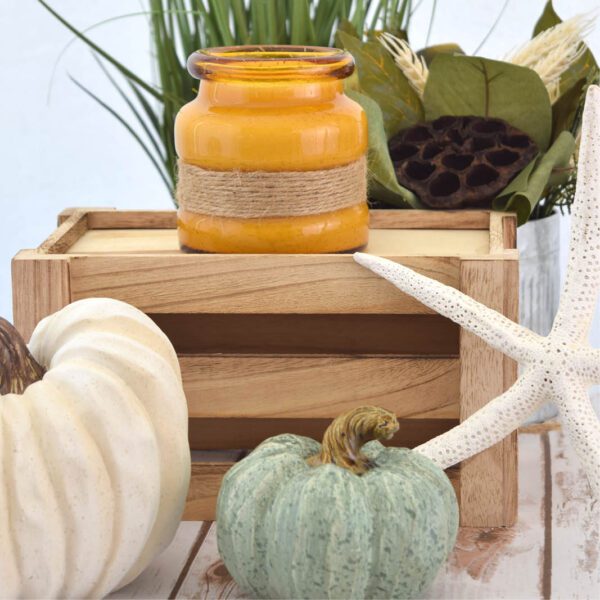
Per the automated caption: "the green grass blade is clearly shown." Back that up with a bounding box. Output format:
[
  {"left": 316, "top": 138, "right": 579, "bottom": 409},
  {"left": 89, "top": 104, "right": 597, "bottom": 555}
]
[
  {"left": 207, "top": 0, "right": 235, "bottom": 45},
  {"left": 38, "top": 0, "right": 162, "bottom": 101},
  {"left": 69, "top": 75, "right": 172, "bottom": 192},
  {"left": 93, "top": 54, "right": 166, "bottom": 163},
  {"left": 231, "top": 0, "right": 249, "bottom": 43}
]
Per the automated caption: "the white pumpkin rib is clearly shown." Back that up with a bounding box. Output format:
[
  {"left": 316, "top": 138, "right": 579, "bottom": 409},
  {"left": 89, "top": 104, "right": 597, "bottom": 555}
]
[
  {"left": 30, "top": 299, "right": 181, "bottom": 380},
  {"left": 0, "top": 396, "right": 22, "bottom": 599},
  {"left": 31, "top": 319, "right": 189, "bottom": 591},
  {"left": 1, "top": 392, "right": 67, "bottom": 599},
  {"left": 42, "top": 361, "right": 160, "bottom": 598},
  {"left": 25, "top": 378, "right": 116, "bottom": 599}
]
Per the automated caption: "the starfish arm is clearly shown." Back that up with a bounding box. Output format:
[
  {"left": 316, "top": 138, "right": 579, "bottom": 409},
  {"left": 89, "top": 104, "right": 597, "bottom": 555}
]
[
  {"left": 354, "top": 252, "right": 540, "bottom": 362},
  {"left": 413, "top": 369, "right": 546, "bottom": 469},
  {"left": 551, "top": 86, "right": 600, "bottom": 344},
  {"left": 576, "top": 348, "right": 600, "bottom": 382},
  {"left": 554, "top": 377, "right": 600, "bottom": 499}
]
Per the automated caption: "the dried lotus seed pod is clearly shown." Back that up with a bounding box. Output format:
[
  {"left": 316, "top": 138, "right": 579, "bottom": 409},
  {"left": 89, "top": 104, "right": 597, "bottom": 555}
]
[{"left": 388, "top": 116, "right": 538, "bottom": 209}]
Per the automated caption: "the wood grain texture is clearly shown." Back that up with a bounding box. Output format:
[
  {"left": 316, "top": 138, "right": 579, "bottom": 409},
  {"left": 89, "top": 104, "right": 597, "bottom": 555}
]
[
  {"left": 181, "top": 355, "right": 459, "bottom": 419},
  {"left": 64, "top": 228, "right": 491, "bottom": 257},
  {"left": 11, "top": 252, "right": 71, "bottom": 341},
  {"left": 38, "top": 209, "right": 89, "bottom": 254},
  {"left": 489, "top": 212, "right": 505, "bottom": 254},
  {"left": 184, "top": 463, "right": 236, "bottom": 521},
  {"left": 368, "top": 209, "right": 490, "bottom": 229},
  {"left": 107, "top": 522, "right": 204, "bottom": 599},
  {"left": 458, "top": 259, "right": 518, "bottom": 527},
  {"left": 68, "top": 254, "right": 460, "bottom": 315},
  {"left": 88, "top": 210, "right": 177, "bottom": 229},
  {"left": 549, "top": 429, "right": 600, "bottom": 599},
  {"left": 188, "top": 417, "right": 459, "bottom": 451},
  {"left": 175, "top": 523, "right": 241, "bottom": 600},
  {"left": 502, "top": 214, "right": 517, "bottom": 251},
  {"left": 57, "top": 207, "right": 114, "bottom": 226},
  {"left": 429, "top": 431, "right": 545, "bottom": 599}
]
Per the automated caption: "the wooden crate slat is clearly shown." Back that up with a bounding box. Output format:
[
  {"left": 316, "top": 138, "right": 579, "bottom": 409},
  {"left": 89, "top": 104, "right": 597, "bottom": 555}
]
[
  {"left": 182, "top": 355, "right": 459, "bottom": 419},
  {"left": 368, "top": 209, "right": 491, "bottom": 230},
  {"left": 40, "top": 209, "right": 89, "bottom": 254},
  {"left": 68, "top": 254, "right": 460, "bottom": 314},
  {"left": 183, "top": 463, "right": 235, "bottom": 521}
]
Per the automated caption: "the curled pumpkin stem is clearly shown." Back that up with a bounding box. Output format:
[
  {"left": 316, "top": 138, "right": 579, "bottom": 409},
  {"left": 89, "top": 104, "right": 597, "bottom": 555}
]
[
  {"left": 308, "top": 406, "right": 399, "bottom": 475},
  {"left": 0, "top": 318, "right": 46, "bottom": 394}
]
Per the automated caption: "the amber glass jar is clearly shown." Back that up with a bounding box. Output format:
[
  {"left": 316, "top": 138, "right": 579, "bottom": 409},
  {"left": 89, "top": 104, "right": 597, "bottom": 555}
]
[{"left": 175, "top": 45, "right": 368, "bottom": 253}]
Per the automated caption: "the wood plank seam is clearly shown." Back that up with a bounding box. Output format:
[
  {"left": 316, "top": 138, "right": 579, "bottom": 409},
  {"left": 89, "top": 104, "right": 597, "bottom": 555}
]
[{"left": 168, "top": 521, "right": 213, "bottom": 600}]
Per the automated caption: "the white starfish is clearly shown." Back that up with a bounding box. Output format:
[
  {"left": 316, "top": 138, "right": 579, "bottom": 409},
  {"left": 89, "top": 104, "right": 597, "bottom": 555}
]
[{"left": 355, "top": 85, "right": 600, "bottom": 498}]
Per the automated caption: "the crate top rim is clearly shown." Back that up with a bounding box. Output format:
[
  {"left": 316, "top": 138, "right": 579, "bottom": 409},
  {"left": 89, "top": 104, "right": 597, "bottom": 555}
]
[{"left": 24, "top": 207, "right": 518, "bottom": 260}]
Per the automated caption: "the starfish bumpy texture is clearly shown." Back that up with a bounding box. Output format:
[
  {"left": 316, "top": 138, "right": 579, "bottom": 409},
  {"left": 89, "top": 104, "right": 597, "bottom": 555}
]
[{"left": 354, "top": 85, "right": 600, "bottom": 498}]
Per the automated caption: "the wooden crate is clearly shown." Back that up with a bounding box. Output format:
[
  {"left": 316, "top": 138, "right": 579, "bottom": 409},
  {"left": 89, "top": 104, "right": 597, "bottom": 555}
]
[{"left": 12, "top": 207, "right": 518, "bottom": 527}]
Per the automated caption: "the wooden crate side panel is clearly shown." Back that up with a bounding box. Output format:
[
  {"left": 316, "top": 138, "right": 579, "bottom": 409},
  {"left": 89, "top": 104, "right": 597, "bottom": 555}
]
[
  {"left": 458, "top": 259, "right": 518, "bottom": 527},
  {"left": 184, "top": 463, "right": 234, "bottom": 521},
  {"left": 68, "top": 255, "right": 460, "bottom": 314},
  {"left": 181, "top": 356, "right": 460, "bottom": 419},
  {"left": 11, "top": 253, "right": 72, "bottom": 341}
]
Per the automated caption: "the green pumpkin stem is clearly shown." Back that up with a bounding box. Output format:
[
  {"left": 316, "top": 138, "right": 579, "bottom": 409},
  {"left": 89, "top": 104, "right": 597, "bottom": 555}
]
[
  {"left": 307, "top": 406, "right": 399, "bottom": 475},
  {"left": 0, "top": 318, "right": 46, "bottom": 395}
]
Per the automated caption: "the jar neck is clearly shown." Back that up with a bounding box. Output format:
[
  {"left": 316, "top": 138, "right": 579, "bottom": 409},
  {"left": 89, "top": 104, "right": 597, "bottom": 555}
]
[{"left": 196, "top": 78, "right": 344, "bottom": 107}]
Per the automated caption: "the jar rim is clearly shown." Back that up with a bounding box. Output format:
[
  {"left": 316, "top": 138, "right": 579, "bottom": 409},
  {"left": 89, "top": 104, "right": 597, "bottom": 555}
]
[{"left": 187, "top": 45, "right": 355, "bottom": 81}]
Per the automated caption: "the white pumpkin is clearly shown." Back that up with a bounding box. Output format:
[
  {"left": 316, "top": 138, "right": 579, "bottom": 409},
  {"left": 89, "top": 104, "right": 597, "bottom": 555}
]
[{"left": 0, "top": 298, "right": 190, "bottom": 599}]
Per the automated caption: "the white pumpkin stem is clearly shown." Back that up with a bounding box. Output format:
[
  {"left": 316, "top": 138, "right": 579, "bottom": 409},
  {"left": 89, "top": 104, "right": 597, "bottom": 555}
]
[
  {"left": 0, "top": 318, "right": 46, "bottom": 394},
  {"left": 308, "top": 406, "right": 399, "bottom": 475}
]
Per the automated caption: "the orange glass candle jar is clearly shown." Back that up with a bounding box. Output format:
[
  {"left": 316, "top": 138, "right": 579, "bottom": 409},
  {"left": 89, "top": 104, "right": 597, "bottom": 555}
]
[{"left": 175, "top": 46, "right": 368, "bottom": 253}]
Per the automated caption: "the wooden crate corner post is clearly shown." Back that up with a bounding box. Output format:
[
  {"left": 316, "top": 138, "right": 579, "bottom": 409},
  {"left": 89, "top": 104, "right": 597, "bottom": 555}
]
[{"left": 458, "top": 213, "right": 519, "bottom": 527}]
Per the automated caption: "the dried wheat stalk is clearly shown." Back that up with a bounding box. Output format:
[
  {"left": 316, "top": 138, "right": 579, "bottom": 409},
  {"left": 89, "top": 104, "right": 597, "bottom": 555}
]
[
  {"left": 379, "top": 32, "right": 429, "bottom": 97},
  {"left": 506, "top": 14, "right": 595, "bottom": 102}
]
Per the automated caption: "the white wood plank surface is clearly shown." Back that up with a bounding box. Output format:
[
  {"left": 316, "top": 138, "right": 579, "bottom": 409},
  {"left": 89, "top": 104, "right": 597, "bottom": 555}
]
[
  {"left": 108, "top": 521, "right": 204, "bottom": 599},
  {"left": 176, "top": 522, "right": 243, "bottom": 600},
  {"left": 549, "top": 429, "right": 600, "bottom": 600},
  {"left": 429, "top": 432, "right": 546, "bottom": 599}
]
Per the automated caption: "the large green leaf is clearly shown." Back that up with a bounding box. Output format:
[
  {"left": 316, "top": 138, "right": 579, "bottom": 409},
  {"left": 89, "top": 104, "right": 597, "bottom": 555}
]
[
  {"left": 552, "top": 78, "right": 586, "bottom": 141},
  {"left": 493, "top": 131, "right": 574, "bottom": 225},
  {"left": 338, "top": 30, "right": 424, "bottom": 138},
  {"left": 532, "top": 0, "right": 560, "bottom": 35},
  {"left": 346, "top": 89, "right": 420, "bottom": 208},
  {"left": 418, "top": 43, "right": 464, "bottom": 66},
  {"left": 423, "top": 54, "right": 552, "bottom": 151}
]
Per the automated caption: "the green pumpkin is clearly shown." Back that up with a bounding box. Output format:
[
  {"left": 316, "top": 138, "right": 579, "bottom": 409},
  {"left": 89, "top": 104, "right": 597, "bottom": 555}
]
[{"left": 217, "top": 406, "right": 458, "bottom": 600}]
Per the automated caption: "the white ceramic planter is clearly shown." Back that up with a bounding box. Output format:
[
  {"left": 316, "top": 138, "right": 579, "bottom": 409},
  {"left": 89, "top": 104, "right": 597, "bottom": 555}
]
[{"left": 518, "top": 211, "right": 561, "bottom": 422}]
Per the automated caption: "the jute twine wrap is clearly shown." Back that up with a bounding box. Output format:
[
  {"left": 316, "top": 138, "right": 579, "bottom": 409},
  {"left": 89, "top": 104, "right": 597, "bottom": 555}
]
[{"left": 176, "top": 156, "right": 367, "bottom": 218}]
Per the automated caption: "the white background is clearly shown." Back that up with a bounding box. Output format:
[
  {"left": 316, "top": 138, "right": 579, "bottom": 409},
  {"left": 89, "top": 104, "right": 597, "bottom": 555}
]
[{"left": 1, "top": 0, "right": 599, "bottom": 329}]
